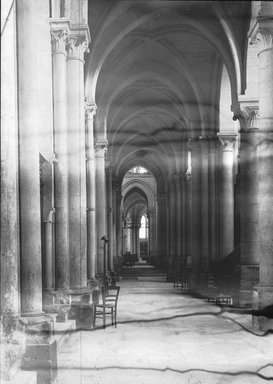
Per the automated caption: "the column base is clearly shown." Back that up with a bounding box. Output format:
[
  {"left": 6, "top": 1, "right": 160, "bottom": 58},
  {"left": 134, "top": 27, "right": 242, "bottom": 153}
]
[
  {"left": 232, "top": 265, "right": 259, "bottom": 307},
  {"left": 252, "top": 285, "right": 273, "bottom": 331},
  {"left": 0, "top": 314, "right": 26, "bottom": 382},
  {"left": 189, "top": 272, "right": 209, "bottom": 296},
  {"left": 20, "top": 315, "right": 57, "bottom": 384}
]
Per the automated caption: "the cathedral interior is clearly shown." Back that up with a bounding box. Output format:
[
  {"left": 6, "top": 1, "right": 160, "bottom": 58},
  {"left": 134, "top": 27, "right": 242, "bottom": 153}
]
[{"left": 1, "top": 1, "right": 273, "bottom": 383}]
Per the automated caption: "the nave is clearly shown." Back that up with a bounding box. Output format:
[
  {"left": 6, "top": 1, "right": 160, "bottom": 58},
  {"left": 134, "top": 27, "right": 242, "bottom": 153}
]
[{"left": 56, "top": 265, "right": 273, "bottom": 384}]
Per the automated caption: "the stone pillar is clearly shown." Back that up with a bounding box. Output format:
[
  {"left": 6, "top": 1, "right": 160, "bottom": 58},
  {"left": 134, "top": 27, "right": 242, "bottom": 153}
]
[
  {"left": 1, "top": 0, "right": 20, "bottom": 329},
  {"left": 95, "top": 139, "right": 108, "bottom": 275},
  {"left": 163, "top": 194, "right": 170, "bottom": 264},
  {"left": 189, "top": 139, "right": 202, "bottom": 292},
  {"left": 185, "top": 144, "right": 192, "bottom": 269},
  {"left": 149, "top": 210, "right": 156, "bottom": 262},
  {"left": 115, "top": 185, "right": 123, "bottom": 261},
  {"left": 112, "top": 187, "right": 117, "bottom": 261},
  {"left": 51, "top": 24, "right": 70, "bottom": 289},
  {"left": 208, "top": 138, "right": 218, "bottom": 265},
  {"left": 17, "top": 0, "right": 45, "bottom": 314},
  {"left": 156, "top": 194, "right": 164, "bottom": 269},
  {"left": 200, "top": 138, "right": 210, "bottom": 275},
  {"left": 106, "top": 162, "right": 114, "bottom": 271},
  {"left": 174, "top": 175, "right": 182, "bottom": 263},
  {"left": 86, "top": 103, "right": 97, "bottom": 279},
  {"left": 168, "top": 180, "right": 176, "bottom": 280},
  {"left": 251, "top": 15, "right": 273, "bottom": 330},
  {"left": 218, "top": 133, "right": 237, "bottom": 259},
  {"left": 232, "top": 102, "right": 260, "bottom": 306},
  {"left": 67, "top": 30, "right": 89, "bottom": 288}
]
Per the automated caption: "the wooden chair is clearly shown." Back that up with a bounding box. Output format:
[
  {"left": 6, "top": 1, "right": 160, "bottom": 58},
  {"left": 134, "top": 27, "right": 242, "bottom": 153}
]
[{"left": 93, "top": 286, "right": 120, "bottom": 328}]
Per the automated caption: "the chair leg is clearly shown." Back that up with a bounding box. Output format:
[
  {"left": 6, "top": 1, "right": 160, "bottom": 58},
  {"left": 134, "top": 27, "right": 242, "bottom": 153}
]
[
  {"left": 103, "top": 307, "right": 106, "bottom": 329},
  {"left": 111, "top": 308, "right": 114, "bottom": 326}
]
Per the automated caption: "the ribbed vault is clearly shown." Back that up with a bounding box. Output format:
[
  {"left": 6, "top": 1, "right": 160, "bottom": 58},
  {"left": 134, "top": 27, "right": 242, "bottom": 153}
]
[{"left": 86, "top": 0, "right": 250, "bottom": 184}]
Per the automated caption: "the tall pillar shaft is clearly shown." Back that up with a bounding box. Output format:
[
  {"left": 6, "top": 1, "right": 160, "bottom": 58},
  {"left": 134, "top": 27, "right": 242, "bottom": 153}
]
[
  {"left": 51, "top": 25, "right": 70, "bottom": 288},
  {"left": 238, "top": 119, "right": 259, "bottom": 305},
  {"left": 67, "top": 33, "right": 88, "bottom": 288},
  {"left": 190, "top": 140, "right": 202, "bottom": 290},
  {"left": 95, "top": 139, "right": 107, "bottom": 274},
  {"left": 252, "top": 20, "right": 273, "bottom": 329},
  {"left": 200, "top": 138, "right": 210, "bottom": 273},
  {"left": 1, "top": 0, "right": 20, "bottom": 319},
  {"left": 86, "top": 104, "right": 97, "bottom": 279},
  {"left": 106, "top": 164, "right": 114, "bottom": 271},
  {"left": 168, "top": 181, "right": 176, "bottom": 279},
  {"left": 218, "top": 134, "right": 236, "bottom": 259},
  {"left": 17, "top": 0, "right": 53, "bottom": 313},
  {"left": 174, "top": 175, "right": 182, "bottom": 261},
  {"left": 115, "top": 187, "right": 123, "bottom": 260},
  {"left": 208, "top": 139, "right": 218, "bottom": 264}
]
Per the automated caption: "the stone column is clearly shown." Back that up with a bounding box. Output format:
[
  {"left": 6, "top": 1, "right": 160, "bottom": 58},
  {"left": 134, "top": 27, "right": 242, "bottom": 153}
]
[
  {"left": 112, "top": 187, "right": 117, "bottom": 261},
  {"left": 208, "top": 138, "right": 218, "bottom": 265},
  {"left": 163, "top": 194, "right": 170, "bottom": 264},
  {"left": 252, "top": 17, "right": 273, "bottom": 330},
  {"left": 174, "top": 175, "right": 182, "bottom": 263},
  {"left": 185, "top": 144, "right": 192, "bottom": 269},
  {"left": 149, "top": 210, "right": 156, "bottom": 262},
  {"left": 189, "top": 139, "right": 202, "bottom": 291},
  {"left": 106, "top": 161, "right": 114, "bottom": 271},
  {"left": 95, "top": 139, "right": 108, "bottom": 275},
  {"left": 168, "top": 180, "right": 177, "bottom": 280},
  {"left": 218, "top": 133, "right": 237, "bottom": 259},
  {"left": 67, "top": 30, "right": 89, "bottom": 288},
  {"left": 232, "top": 103, "right": 260, "bottom": 306},
  {"left": 86, "top": 103, "right": 97, "bottom": 279},
  {"left": 17, "top": 0, "right": 45, "bottom": 314},
  {"left": 156, "top": 194, "right": 164, "bottom": 269},
  {"left": 1, "top": 0, "right": 20, "bottom": 326},
  {"left": 115, "top": 185, "right": 123, "bottom": 261},
  {"left": 51, "top": 24, "right": 70, "bottom": 289},
  {"left": 200, "top": 138, "right": 210, "bottom": 275}
]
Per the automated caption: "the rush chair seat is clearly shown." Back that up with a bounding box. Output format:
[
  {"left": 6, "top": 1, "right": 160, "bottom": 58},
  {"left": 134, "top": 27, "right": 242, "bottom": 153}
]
[{"left": 93, "top": 286, "right": 120, "bottom": 328}]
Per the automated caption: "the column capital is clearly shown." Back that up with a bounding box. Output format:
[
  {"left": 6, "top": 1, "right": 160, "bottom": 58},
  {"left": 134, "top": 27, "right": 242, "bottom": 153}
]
[
  {"left": 85, "top": 102, "right": 97, "bottom": 121},
  {"left": 256, "top": 26, "right": 273, "bottom": 54},
  {"left": 248, "top": 4, "right": 273, "bottom": 53},
  {"left": 51, "top": 28, "right": 69, "bottom": 55},
  {"left": 232, "top": 98, "right": 259, "bottom": 131},
  {"left": 67, "top": 36, "right": 89, "bottom": 62},
  {"left": 95, "top": 138, "right": 108, "bottom": 156},
  {"left": 217, "top": 133, "right": 237, "bottom": 151}
]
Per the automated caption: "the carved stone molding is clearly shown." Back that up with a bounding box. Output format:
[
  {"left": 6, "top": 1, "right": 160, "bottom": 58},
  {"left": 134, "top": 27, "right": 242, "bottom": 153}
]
[
  {"left": 232, "top": 98, "right": 259, "bottom": 130},
  {"left": 67, "top": 35, "right": 89, "bottom": 62},
  {"left": 256, "top": 27, "right": 273, "bottom": 54},
  {"left": 95, "top": 138, "right": 108, "bottom": 154},
  {"left": 51, "top": 29, "right": 68, "bottom": 55},
  {"left": 85, "top": 102, "right": 97, "bottom": 121},
  {"left": 218, "top": 133, "right": 237, "bottom": 151}
]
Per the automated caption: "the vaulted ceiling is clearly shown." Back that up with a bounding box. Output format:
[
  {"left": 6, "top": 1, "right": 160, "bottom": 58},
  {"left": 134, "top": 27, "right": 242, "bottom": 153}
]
[{"left": 85, "top": 1, "right": 251, "bottom": 190}]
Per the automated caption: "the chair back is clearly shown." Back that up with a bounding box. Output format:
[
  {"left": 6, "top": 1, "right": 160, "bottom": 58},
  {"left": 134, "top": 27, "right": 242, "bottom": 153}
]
[{"left": 102, "top": 286, "right": 120, "bottom": 308}]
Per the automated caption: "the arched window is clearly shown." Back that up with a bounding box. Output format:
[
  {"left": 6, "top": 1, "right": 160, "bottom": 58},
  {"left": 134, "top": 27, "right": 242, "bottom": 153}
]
[
  {"left": 128, "top": 166, "right": 150, "bottom": 174},
  {"left": 139, "top": 215, "right": 148, "bottom": 239}
]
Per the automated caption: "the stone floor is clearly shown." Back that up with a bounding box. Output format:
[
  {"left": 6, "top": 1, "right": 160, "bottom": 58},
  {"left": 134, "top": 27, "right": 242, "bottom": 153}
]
[{"left": 56, "top": 265, "right": 273, "bottom": 384}]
